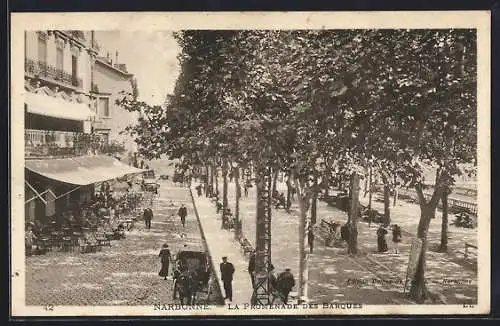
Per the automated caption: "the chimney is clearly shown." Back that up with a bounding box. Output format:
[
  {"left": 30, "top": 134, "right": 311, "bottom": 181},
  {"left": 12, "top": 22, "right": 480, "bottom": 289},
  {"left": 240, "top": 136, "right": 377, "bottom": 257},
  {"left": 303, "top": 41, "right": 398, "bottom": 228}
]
[{"left": 116, "top": 51, "right": 119, "bottom": 63}]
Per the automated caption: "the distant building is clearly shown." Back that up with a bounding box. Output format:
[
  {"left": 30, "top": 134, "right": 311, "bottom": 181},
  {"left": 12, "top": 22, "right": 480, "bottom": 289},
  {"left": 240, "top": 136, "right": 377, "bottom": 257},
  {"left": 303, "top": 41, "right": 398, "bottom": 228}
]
[{"left": 91, "top": 51, "right": 139, "bottom": 156}]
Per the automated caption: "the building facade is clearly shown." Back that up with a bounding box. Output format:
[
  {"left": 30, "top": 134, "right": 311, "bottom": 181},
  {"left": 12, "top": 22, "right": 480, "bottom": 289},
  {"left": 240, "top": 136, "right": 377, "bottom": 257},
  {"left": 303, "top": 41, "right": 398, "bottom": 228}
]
[
  {"left": 91, "top": 53, "right": 138, "bottom": 155},
  {"left": 24, "top": 30, "right": 140, "bottom": 223}
]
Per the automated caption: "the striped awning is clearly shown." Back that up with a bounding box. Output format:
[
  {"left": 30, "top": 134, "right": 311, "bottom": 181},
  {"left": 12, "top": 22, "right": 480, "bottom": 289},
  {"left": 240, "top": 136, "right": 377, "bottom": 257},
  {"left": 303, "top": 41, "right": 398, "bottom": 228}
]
[
  {"left": 25, "top": 155, "right": 145, "bottom": 186},
  {"left": 25, "top": 91, "right": 96, "bottom": 121}
]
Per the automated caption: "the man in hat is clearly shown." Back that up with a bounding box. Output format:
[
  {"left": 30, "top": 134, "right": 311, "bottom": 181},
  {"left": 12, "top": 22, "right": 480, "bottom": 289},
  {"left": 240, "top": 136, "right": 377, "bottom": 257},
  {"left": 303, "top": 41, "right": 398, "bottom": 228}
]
[
  {"left": 220, "top": 256, "right": 235, "bottom": 301},
  {"left": 307, "top": 225, "right": 315, "bottom": 253},
  {"left": 143, "top": 207, "right": 153, "bottom": 230},
  {"left": 248, "top": 250, "right": 256, "bottom": 288},
  {"left": 277, "top": 268, "right": 295, "bottom": 304},
  {"left": 178, "top": 204, "right": 187, "bottom": 228}
]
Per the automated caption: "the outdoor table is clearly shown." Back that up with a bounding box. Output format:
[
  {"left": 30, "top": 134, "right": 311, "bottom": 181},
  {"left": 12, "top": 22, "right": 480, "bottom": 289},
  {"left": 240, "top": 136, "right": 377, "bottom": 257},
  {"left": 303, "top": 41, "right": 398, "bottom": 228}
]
[
  {"left": 124, "top": 219, "right": 133, "bottom": 230},
  {"left": 38, "top": 237, "right": 51, "bottom": 251}
]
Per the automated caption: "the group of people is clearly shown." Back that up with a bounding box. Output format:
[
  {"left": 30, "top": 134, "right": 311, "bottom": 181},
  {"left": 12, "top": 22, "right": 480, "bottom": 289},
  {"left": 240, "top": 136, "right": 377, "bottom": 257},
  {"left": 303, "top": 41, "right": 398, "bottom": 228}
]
[
  {"left": 143, "top": 203, "right": 188, "bottom": 230},
  {"left": 248, "top": 252, "right": 296, "bottom": 304},
  {"left": 322, "top": 219, "right": 403, "bottom": 254},
  {"left": 376, "top": 224, "right": 402, "bottom": 254}
]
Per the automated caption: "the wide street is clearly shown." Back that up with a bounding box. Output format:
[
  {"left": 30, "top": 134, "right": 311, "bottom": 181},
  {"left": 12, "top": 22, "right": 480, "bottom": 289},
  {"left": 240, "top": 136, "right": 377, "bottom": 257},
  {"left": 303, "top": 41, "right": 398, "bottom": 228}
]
[{"left": 25, "top": 180, "right": 222, "bottom": 306}]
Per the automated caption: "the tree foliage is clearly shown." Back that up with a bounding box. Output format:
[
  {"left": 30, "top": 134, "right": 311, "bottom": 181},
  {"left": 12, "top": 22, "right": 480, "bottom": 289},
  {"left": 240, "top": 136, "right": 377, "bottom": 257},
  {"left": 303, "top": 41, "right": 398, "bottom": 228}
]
[{"left": 119, "top": 29, "right": 477, "bottom": 303}]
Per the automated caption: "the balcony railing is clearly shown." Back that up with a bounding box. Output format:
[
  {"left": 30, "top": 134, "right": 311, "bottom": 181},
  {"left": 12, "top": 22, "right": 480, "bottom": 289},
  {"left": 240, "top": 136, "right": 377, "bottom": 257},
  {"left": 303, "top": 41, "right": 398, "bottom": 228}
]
[
  {"left": 25, "top": 129, "right": 126, "bottom": 158},
  {"left": 25, "top": 58, "right": 83, "bottom": 89},
  {"left": 25, "top": 129, "right": 82, "bottom": 158},
  {"left": 65, "top": 30, "right": 86, "bottom": 42}
]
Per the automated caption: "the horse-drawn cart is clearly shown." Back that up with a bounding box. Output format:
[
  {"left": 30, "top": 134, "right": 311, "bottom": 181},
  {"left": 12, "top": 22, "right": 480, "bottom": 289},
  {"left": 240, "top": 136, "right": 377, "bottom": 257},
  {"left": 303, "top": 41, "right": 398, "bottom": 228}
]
[
  {"left": 141, "top": 169, "right": 160, "bottom": 194},
  {"left": 172, "top": 250, "right": 212, "bottom": 305}
]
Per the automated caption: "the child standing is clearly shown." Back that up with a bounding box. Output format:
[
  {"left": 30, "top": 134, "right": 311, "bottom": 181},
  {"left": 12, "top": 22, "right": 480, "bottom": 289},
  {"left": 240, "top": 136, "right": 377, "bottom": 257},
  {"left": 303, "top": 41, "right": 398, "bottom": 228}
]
[{"left": 392, "top": 224, "right": 402, "bottom": 254}]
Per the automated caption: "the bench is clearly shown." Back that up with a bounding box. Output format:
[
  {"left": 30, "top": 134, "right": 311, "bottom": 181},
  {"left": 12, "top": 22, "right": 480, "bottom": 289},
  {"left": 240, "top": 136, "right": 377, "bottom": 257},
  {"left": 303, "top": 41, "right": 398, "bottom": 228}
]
[
  {"left": 78, "top": 236, "right": 98, "bottom": 253},
  {"left": 322, "top": 195, "right": 337, "bottom": 207},
  {"left": 95, "top": 232, "right": 111, "bottom": 247},
  {"left": 320, "top": 219, "right": 341, "bottom": 247},
  {"left": 320, "top": 219, "right": 335, "bottom": 231},
  {"left": 464, "top": 242, "right": 477, "bottom": 259},
  {"left": 239, "top": 237, "right": 254, "bottom": 255},
  {"left": 273, "top": 198, "right": 287, "bottom": 209}
]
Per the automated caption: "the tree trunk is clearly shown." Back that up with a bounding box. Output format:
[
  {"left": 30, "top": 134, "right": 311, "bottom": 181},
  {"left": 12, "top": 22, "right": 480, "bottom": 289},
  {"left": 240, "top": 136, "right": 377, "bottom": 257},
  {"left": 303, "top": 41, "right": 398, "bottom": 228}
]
[
  {"left": 294, "top": 177, "right": 308, "bottom": 303},
  {"left": 409, "top": 184, "right": 442, "bottom": 303},
  {"left": 368, "top": 168, "right": 373, "bottom": 210},
  {"left": 209, "top": 164, "right": 215, "bottom": 197},
  {"left": 393, "top": 174, "right": 398, "bottom": 206},
  {"left": 272, "top": 168, "right": 279, "bottom": 196},
  {"left": 324, "top": 167, "right": 331, "bottom": 198},
  {"left": 383, "top": 184, "right": 391, "bottom": 226},
  {"left": 204, "top": 165, "right": 209, "bottom": 197},
  {"left": 286, "top": 175, "right": 292, "bottom": 209},
  {"left": 439, "top": 191, "right": 449, "bottom": 252},
  {"left": 222, "top": 161, "right": 229, "bottom": 216},
  {"left": 311, "top": 176, "right": 318, "bottom": 225},
  {"left": 234, "top": 167, "right": 241, "bottom": 238},
  {"left": 252, "top": 165, "right": 273, "bottom": 304},
  {"left": 347, "top": 172, "right": 360, "bottom": 255},
  {"left": 363, "top": 168, "right": 369, "bottom": 197},
  {"left": 409, "top": 206, "right": 433, "bottom": 303},
  {"left": 214, "top": 166, "right": 219, "bottom": 198}
]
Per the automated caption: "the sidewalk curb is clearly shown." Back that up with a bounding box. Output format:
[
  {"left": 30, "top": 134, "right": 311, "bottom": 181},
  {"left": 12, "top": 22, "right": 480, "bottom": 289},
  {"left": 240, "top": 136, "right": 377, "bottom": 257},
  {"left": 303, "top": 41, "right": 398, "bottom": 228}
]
[{"left": 188, "top": 187, "right": 225, "bottom": 306}]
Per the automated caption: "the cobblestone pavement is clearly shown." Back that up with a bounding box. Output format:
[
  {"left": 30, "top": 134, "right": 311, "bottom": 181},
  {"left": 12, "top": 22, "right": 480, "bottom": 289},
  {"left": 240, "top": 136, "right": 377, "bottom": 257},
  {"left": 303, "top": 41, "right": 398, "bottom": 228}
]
[
  {"left": 207, "top": 179, "right": 477, "bottom": 305},
  {"left": 25, "top": 181, "right": 222, "bottom": 306}
]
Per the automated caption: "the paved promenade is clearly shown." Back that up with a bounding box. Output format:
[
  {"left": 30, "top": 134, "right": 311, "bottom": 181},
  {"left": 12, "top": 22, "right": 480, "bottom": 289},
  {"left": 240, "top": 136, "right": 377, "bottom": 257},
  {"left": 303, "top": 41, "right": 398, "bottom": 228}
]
[
  {"left": 25, "top": 181, "right": 222, "bottom": 306},
  {"left": 204, "top": 179, "right": 477, "bottom": 305},
  {"left": 190, "top": 187, "right": 254, "bottom": 305}
]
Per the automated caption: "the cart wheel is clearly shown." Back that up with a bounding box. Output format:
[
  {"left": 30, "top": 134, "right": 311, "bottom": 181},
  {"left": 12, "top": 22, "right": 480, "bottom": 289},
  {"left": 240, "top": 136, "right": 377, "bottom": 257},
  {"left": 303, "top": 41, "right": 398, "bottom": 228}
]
[{"left": 172, "top": 279, "right": 177, "bottom": 299}]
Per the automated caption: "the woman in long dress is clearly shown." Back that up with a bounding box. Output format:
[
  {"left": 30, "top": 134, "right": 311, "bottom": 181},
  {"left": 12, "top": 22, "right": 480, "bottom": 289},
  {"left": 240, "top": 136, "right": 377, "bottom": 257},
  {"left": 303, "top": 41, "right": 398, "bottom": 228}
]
[
  {"left": 377, "top": 226, "right": 388, "bottom": 253},
  {"left": 158, "top": 243, "right": 171, "bottom": 280}
]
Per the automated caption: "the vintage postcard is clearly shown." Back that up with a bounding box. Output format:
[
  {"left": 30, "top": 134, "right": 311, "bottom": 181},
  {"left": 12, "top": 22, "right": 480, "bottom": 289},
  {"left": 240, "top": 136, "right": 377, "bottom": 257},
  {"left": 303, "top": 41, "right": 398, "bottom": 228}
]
[{"left": 10, "top": 11, "right": 490, "bottom": 316}]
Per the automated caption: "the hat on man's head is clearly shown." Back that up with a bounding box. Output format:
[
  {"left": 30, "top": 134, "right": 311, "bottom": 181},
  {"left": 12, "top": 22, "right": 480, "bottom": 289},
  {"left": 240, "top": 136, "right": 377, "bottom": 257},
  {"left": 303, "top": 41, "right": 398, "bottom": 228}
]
[{"left": 222, "top": 256, "right": 227, "bottom": 259}]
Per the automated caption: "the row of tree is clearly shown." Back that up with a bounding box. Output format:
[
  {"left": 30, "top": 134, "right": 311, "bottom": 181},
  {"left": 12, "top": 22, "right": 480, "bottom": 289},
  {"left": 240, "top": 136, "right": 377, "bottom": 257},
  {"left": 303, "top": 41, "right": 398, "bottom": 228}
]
[{"left": 118, "top": 29, "right": 477, "bottom": 303}]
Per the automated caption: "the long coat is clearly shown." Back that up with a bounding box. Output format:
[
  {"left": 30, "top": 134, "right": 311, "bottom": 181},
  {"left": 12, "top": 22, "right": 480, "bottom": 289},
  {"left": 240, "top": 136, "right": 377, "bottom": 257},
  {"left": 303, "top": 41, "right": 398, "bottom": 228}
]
[
  {"left": 158, "top": 248, "right": 171, "bottom": 277},
  {"left": 220, "top": 262, "right": 235, "bottom": 282},
  {"left": 248, "top": 254, "right": 256, "bottom": 274},
  {"left": 144, "top": 208, "right": 153, "bottom": 220},
  {"left": 277, "top": 271, "right": 295, "bottom": 292},
  {"left": 178, "top": 207, "right": 187, "bottom": 218}
]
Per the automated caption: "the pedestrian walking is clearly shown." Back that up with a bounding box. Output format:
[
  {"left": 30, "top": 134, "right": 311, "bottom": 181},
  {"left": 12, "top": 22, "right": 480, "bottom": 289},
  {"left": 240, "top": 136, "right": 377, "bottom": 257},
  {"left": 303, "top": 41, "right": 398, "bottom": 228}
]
[
  {"left": 216, "top": 201, "right": 223, "bottom": 214},
  {"left": 220, "top": 256, "right": 235, "bottom": 301},
  {"left": 377, "top": 225, "right": 388, "bottom": 253},
  {"left": 391, "top": 224, "right": 402, "bottom": 254},
  {"left": 268, "top": 264, "right": 278, "bottom": 291},
  {"left": 143, "top": 207, "right": 153, "bottom": 230},
  {"left": 248, "top": 250, "right": 256, "bottom": 288},
  {"left": 196, "top": 184, "right": 203, "bottom": 197},
  {"left": 277, "top": 268, "right": 295, "bottom": 304},
  {"left": 178, "top": 204, "right": 187, "bottom": 227},
  {"left": 307, "top": 225, "right": 315, "bottom": 253},
  {"left": 158, "top": 244, "right": 171, "bottom": 280},
  {"left": 340, "top": 223, "right": 350, "bottom": 243},
  {"left": 244, "top": 184, "right": 249, "bottom": 197},
  {"left": 25, "top": 223, "right": 36, "bottom": 256}
]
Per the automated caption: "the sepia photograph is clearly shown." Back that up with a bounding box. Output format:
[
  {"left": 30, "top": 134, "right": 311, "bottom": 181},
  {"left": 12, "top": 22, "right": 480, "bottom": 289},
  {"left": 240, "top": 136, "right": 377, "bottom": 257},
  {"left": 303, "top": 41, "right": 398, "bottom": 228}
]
[{"left": 10, "top": 12, "right": 490, "bottom": 316}]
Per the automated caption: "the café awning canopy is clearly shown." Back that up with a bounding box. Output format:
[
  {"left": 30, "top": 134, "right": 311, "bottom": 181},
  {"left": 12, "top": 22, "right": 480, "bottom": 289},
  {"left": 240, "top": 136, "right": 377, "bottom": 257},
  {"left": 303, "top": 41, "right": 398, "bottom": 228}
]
[
  {"left": 25, "top": 91, "right": 96, "bottom": 121},
  {"left": 25, "top": 155, "right": 145, "bottom": 186}
]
